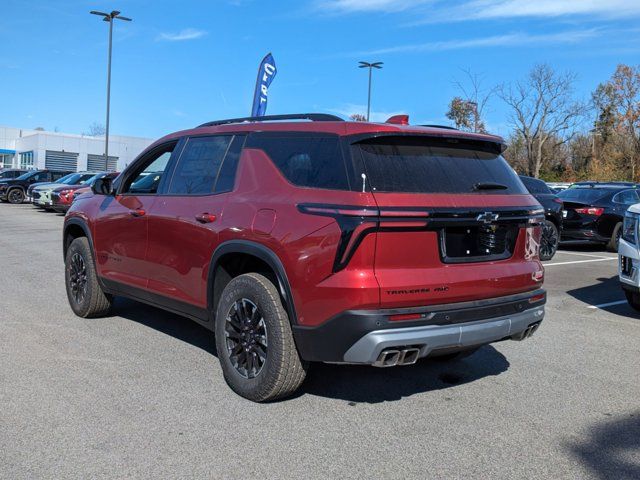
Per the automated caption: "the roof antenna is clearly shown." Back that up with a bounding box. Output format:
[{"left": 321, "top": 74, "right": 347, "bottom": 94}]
[{"left": 361, "top": 173, "right": 367, "bottom": 193}]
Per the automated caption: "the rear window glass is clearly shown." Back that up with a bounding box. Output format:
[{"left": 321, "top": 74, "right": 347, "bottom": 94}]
[
  {"left": 558, "top": 188, "right": 611, "bottom": 203},
  {"left": 354, "top": 137, "right": 526, "bottom": 194},
  {"left": 253, "top": 135, "right": 349, "bottom": 190},
  {"left": 520, "top": 176, "right": 552, "bottom": 194}
]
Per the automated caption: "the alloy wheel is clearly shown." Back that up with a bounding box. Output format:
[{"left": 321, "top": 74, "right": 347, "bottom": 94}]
[
  {"left": 8, "top": 190, "right": 23, "bottom": 203},
  {"left": 224, "top": 298, "right": 268, "bottom": 379},
  {"left": 540, "top": 222, "right": 559, "bottom": 259},
  {"left": 68, "top": 253, "right": 88, "bottom": 304}
]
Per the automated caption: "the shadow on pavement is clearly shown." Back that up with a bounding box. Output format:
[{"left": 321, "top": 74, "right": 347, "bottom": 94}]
[
  {"left": 569, "top": 413, "right": 640, "bottom": 480},
  {"left": 558, "top": 242, "right": 610, "bottom": 253},
  {"left": 301, "top": 346, "right": 509, "bottom": 403},
  {"left": 112, "top": 297, "right": 510, "bottom": 403},
  {"left": 566, "top": 275, "right": 636, "bottom": 316},
  {"left": 113, "top": 297, "right": 218, "bottom": 356}
]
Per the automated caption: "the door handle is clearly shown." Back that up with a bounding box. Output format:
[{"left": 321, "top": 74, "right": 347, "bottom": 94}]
[
  {"left": 195, "top": 213, "right": 217, "bottom": 224},
  {"left": 129, "top": 209, "right": 146, "bottom": 217}
]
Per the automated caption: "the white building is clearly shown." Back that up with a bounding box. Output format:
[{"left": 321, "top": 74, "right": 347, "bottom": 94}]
[{"left": 0, "top": 126, "right": 154, "bottom": 173}]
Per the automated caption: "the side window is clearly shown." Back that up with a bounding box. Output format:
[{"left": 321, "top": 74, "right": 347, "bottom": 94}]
[
  {"left": 32, "top": 172, "right": 48, "bottom": 182},
  {"left": 252, "top": 135, "right": 350, "bottom": 190},
  {"left": 122, "top": 142, "right": 176, "bottom": 194},
  {"left": 167, "top": 136, "right": 232, "bottom": 195},
  {"left": 614, "top": 189, "right": 640, "bottom": 205}
]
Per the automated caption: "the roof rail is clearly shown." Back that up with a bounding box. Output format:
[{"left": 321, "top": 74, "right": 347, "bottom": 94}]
[
  {"left": 419, "top": 124, "right": 458, "bottom": 130},
  {"left": 197, "top": 113, "right": 343, "bottom": 128}
]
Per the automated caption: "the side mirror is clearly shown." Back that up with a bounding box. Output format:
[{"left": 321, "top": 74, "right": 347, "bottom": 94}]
[{"left": 92, "top": 177, "right": 114, "bottom": 196}]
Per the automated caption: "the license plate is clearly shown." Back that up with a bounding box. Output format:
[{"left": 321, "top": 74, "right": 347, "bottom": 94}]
[{"left": 562, "top": 210, "right": 568, "bottom": 218}]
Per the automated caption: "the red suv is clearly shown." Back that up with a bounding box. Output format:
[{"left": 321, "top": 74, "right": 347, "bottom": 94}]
[{"left": 63, "top": 113, "right": 546, "bottom": 402}]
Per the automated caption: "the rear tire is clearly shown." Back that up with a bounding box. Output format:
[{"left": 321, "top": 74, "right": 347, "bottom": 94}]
[
  {"left": 624, "top": 290, "right": 640, "bottom": 312},
  {"left": 65, "top": 237, "right": 113, "bottom": 318},
  {"left": 539, "top": 220, "right": 559, "bottom": 261},
  {"left": 7, "top": 188, "right": 24, "bottom": 204},
  {"left": 215, "top": 273, "right": 307, "bottom": 402},
  {"left": 607, "top": 223, "right": 622, "bottom": 252}
]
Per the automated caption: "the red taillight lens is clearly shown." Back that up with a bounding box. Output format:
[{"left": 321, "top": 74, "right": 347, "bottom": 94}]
[
  {"left": 575, "top": 207, "right": 604, "bottom": 216},
  {"left": 553, "top": 198, "right": 563, "bottom": 204}
]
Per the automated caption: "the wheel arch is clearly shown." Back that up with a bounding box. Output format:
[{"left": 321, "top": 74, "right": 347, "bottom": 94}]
[
  {"left": 63, "top": 218, "right": 94, "bottom": 260},
  {"left": 208, "top": 240, "right": 298, "bottom": 325}
]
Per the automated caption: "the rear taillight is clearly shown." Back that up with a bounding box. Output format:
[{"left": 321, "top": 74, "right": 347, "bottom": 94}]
[
  {"left": 553, "top": 198, "right": 563, "bottom": 204},
  {"left": 575, "top": 207, "right": 604, "bottom": 216}
]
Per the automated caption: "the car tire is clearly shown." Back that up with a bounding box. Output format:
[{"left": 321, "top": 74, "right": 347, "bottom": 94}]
[
  {"left": 215, "top": 273, "right": 308, "bottom": 402},
  {"left": 607, "top": 222, "right": 622, "bottom": 252},
  {"left": 7, "top": 188, "right": 24, "bottom": 204},
  {"left": 624, "top": 290, "right": 640, "bottom": 312},
  {"left": 539, "top": 220, "right": 559, "bottom": 261},
  {"left": 64, "top": 237, "right": 113, "bottom": 318}
]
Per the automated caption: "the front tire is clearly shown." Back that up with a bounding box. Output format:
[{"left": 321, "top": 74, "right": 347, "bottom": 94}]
[
  {"left": 215, "top": 273, "right": 307, "bottom": 402},
  {"left": 607, "top": 223, "right": 622, "bottom": 252},
  {"left": 624, "top": 290, "right": 640, "bottom": 312},
  {"left": 7, "top": 188, "right": 24, "bottom": 204},
  {"left": 539, "top": 220, "right": 559, "bottom": 261},
  {"left": 65, "top": 237, "right": 113, "bottom": 318}
]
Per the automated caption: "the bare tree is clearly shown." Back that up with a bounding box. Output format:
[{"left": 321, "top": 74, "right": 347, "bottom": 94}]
[
  {"left": 498, "top": 64, "right": 587, "bottom": 178},
  {"left": 86, "top": 122, "right": 106, "bottom": 136},
  {"left": 446, "top": 69, "right": 495, "bottom": 133},
  {"left": 349, "top": 113, "right": 367, "bottom": 122}
]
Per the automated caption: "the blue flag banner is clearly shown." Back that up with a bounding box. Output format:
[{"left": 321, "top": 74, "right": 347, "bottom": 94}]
[{"left": 251, "top": 53, "right": 277, "bottom": 117}]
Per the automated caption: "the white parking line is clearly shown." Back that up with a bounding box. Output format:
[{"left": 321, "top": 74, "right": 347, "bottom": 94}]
[
  {"left": 544, "top": 258, "right": 617, "bottom": 266},
  {"left": 556, "top": 251, "right": 616, "bottom": 259},
  {"left": 587, "top": 300, "right": 628, "bottom": 309}
]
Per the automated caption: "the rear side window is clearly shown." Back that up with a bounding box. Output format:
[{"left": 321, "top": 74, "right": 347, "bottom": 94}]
[
  {"left": 520, "top": 176, "right": 552, "bottom": 194},
  {"left": 354, "top": 137, "right": 526, "bottom": 194},
  {"left": 252, "top": 135, "right": 349, "bottom": 190},
  {"left": 613, "top": 189, "right": 640, "bottom": 205},
  {"left": 558, "top": 188, "right": 610, "bottom": 203},
  {"left": 168, "top": 136, "right": 233, "bottom": 195}
]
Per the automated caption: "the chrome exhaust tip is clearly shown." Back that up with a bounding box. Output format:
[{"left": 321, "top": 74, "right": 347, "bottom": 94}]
[
  {"left": 373, "top": 349, "right": 401, "bottom": 367},
  {"left": 398, "top": 348, "right": 420, "bottom": 366}
]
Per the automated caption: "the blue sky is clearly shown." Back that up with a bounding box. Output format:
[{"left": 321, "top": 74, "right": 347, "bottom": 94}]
[{"left": 1, "top": 0, "right": 640, "bottom": 139}]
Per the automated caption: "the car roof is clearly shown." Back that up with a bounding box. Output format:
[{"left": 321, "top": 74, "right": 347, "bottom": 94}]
[{"left": 147, "top": 113, "right": 504, "bottom": 151}]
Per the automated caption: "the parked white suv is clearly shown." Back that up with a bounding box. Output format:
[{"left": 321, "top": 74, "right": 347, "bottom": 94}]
[{"left": 618, "top": 203, "right": 640, "bottom": 310}]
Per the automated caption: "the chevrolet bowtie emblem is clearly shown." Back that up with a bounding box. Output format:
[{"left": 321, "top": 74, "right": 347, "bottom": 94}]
[{"left": 477, "top": 212, "right": 500, "bottom": 223}]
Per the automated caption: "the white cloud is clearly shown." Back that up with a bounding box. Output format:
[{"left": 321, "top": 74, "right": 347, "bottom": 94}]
[
  {"left": 326, "top": 103, "right": 407, "bottom": 122},
  {"left": 156, "top": 28, "right": 207, "bottom": 42},
  {"left": 419, "top": 0, "right": 640, "bottom": 23},
  {"left": 316, "top": 0, "right": 432, "bottom": 13},
  {"left": 355, "top": 29, "right": 599, "bottom": 55}
]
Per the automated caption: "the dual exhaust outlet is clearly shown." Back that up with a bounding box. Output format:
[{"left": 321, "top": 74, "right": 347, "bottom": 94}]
[{"left": 373, "top": 347, "right": 421, "bottom": 368}]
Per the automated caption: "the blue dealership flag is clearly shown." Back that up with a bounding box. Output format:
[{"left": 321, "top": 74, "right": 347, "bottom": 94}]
[{"left": 251, "top": 53, "right": 277, "bottom": 117}]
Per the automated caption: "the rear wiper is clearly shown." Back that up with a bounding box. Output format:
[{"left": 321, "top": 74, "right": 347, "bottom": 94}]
[{"left": 473, "top": 182, "right": 508, "bottom": 191}]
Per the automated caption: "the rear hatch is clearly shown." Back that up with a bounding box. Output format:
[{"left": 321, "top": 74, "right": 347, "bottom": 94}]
[
  {"left": 351, "top": 134, "right": 544, "bottom": 308},
  {"left": 558, "top": 188, "right": 609, "bottom": 230}
]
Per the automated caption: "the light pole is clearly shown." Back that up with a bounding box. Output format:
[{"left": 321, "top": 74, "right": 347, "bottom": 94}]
[
  {"left": 90, "top": 10, "right": 132, "bottom": 167},
  {"left": 358, "top": 61, "right": 383, "bottom": 121}
]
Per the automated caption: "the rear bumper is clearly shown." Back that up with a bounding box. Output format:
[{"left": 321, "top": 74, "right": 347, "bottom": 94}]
[
  {"left": 292, "top": 289, "right": 546, "bottom": 364},
  {"left": 561, "top": 228, "right": 608, "bottom": 243}
]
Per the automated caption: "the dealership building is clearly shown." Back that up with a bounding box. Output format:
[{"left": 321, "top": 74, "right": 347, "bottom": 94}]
[{"left": 0, "top": 126, "right": 154, "bottom": 173}]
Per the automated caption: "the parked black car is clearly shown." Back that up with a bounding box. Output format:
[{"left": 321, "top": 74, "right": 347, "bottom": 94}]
[
  {"left": 0, "top": 168, "right": 27, "bottom": 180},
  {"left": 519, "top": 175, "right": 563, "bottom": 260},
  {"left": 0, "top": 170, "right": 71, "bottom": 204},
  {"left": 558, "top": 182, "right": 640, "bottom": 251}
]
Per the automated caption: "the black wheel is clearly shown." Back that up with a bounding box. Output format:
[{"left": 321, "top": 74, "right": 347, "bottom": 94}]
[
  {"left": 215, "top": 273, "right": 307, "bottom": 402},
  {"left": 607, "top": 223, "right": 622, "bottom": 252},
  {"left": 539, "top": 220, "right": 559, "bottom": 261},
  {"left": 65, "top": 237, "right": 113, "bottom": 318},
  {"left": 624, "top": 290, "right": 640, "bottom": 312},
  {"left": 7, "top": 188, "right": 24, "bottom": 204}
]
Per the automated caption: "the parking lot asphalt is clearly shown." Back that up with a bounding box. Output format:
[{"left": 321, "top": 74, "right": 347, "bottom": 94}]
[{"left": 1, "top": 204, "right": 639, "bottom": 480}]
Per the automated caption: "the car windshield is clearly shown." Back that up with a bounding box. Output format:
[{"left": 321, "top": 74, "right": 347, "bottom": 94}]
[
  {"left": 54, "top": 173, "right": 77, "bottom": 184},
  {"left": 15, "top": 171, "right": 38, "bottom": 181},
  {"left": 60, "top": 173, "right": 95, "bottom": 185},
  {"left": 354, "top": 136, "right": 527, "bottom": 194},
  {"left": 557, "top": 188, "right": 611, "bottom": 203}
]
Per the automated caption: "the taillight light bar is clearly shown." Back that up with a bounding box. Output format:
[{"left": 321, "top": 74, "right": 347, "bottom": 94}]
[{"left": 575, "top": 207, "right": 604, "bottom": 216}]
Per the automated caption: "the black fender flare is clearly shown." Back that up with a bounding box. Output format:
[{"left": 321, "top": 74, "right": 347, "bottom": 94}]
[
  {"left": 207, "top": 240, "right": 298, "bottom": 324},
  {"left": 62, "top": 218, "right": 95, "bottom": 260}
]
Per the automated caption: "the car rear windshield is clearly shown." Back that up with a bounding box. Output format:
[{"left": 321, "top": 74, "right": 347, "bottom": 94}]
[
  {"left": 557, "top": 188, "right": 611, "bottom": 203},
  {"left": 520, "top": 176, "right": 552, "bottom": 194},
  {"left": 353, "top": 136, "right": 526, "bottom": 194}
]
